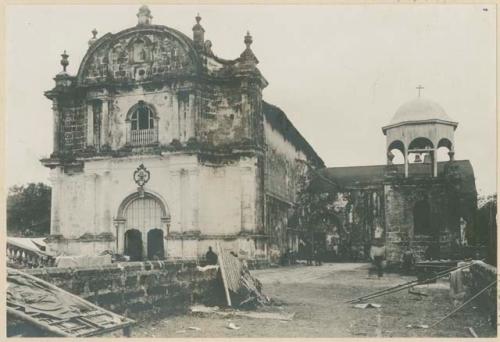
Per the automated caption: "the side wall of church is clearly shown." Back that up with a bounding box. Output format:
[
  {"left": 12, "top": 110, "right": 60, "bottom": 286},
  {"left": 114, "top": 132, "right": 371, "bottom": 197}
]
[{"left": 263, "top": 119, "right": 309, "bottom": 257}]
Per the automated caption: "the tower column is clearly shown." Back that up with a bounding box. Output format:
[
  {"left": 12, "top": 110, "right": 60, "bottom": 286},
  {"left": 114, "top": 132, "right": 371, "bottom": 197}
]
[
  {"left": 432, "top": 149, "right": 438, "bottom": 177},
  {"left": 404, "top": 146, "right": 409, "bottom": 178}
]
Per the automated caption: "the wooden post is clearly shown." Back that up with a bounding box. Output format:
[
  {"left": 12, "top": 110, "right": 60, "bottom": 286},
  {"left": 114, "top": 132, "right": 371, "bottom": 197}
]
[{"left": 216, "top": 242, "right": 232, "bottom": 307}]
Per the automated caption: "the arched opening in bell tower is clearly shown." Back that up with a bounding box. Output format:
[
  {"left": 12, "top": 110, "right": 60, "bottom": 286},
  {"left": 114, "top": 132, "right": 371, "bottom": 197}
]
[
  {"left": 437, "top": 138, "right": 454, "bottom": 162},
  {"left": 387, "top": 140, "right": 405, "bottom": 164}
]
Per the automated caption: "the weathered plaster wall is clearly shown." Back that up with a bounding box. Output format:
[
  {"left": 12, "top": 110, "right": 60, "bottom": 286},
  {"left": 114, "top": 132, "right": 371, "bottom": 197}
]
[
  {"left": 197, "top": 84, "right": 260, "bottom": 147},
  {"left": 44, "top": 15, "right": 320, "bottom": 264},
  {"left": 49, "top": 154, "right": 260, "bottom": 259},
  {"left": 264, "top": 119, "right": 306, "bottom": 203},
  {"left": 263, "top": 119, "right": 309, "bottom": 254},
  {"left": 58, "top": 80, "right": 260, "bottom": 154}
]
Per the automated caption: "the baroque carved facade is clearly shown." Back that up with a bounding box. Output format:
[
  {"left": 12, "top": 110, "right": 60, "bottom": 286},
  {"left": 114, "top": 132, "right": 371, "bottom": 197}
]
[{"left": 42, "top": 6, "right": 323, "bottom": 260}]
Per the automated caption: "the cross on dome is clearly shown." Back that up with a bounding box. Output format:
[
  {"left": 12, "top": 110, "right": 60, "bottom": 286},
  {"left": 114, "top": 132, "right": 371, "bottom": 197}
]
[{"left": 416, "top": 85, "right": 424, "bottom": 98}]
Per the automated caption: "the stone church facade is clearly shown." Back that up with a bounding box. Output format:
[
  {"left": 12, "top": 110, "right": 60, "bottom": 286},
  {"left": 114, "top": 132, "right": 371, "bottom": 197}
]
[
  {"left": 42, "top": 6, "right": 323, "bottom": 260},
  {"left": 310, "top": 97, "right": 477, "bottom": 263}
]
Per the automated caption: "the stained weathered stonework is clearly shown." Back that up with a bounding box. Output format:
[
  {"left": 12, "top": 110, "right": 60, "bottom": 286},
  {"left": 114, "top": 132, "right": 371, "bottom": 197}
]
[
  {"left": 41, "top": 7, "right": 323, "bottom": 260},
  {"left": 311, "top": 154, "right": 476, "bottom": 264}
]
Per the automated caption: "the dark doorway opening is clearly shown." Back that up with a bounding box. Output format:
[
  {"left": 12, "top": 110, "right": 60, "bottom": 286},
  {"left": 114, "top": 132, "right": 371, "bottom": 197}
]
[
  {"left": 414, "top": 200, "right": 431, "bottom": 235},
  {"left": 124, "top": 229, "right": 143, "bottom": 261},
  {"left": 147, "top": 228, "right": 164, "bottom": 260}
]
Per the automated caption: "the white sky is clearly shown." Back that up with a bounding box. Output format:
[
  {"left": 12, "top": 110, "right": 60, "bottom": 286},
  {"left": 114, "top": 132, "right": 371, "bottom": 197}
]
[{"left": 5, "top": 4, "right": 497, "bottom": 195}]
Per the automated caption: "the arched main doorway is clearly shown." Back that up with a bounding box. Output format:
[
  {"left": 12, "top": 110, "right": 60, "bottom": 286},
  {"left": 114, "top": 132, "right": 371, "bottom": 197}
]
[{"left": 117, "top": 192, "right": 169, "bottom": 260}]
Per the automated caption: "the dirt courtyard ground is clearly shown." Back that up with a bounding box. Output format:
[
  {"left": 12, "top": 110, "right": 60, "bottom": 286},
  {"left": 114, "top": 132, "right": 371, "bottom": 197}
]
[{"left": 124, "top": 263, "right": 496, "bottom": 338}]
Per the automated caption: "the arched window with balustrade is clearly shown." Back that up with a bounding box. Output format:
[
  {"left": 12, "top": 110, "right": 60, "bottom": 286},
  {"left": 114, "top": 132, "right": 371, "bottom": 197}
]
[{"left": 127, "top": 101, "right": 158, "bottom": 146}]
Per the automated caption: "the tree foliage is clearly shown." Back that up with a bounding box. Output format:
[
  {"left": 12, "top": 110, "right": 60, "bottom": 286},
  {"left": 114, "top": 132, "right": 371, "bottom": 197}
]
[
  {"left": 471, "top": 194, "right": 497, "bottom": 244},
  {"left": 295, "top": 164, "right": 341, "bottom": 237},
  {"left": 473, "top": 194, "right": 497, "bottom": 265},
  {"left": 7, "top": 182, "right": 51, "bottom": 237}
]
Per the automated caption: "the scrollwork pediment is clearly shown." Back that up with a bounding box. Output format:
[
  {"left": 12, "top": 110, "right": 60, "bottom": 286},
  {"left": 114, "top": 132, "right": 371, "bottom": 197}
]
[{"left": 81, "top": 30, "right": 197, "bottom": 84}]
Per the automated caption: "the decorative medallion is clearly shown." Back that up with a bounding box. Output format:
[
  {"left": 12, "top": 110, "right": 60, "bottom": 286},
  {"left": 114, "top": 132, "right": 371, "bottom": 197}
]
[{"left": 133, "top": 164, "right": 150, "bottom": 187}]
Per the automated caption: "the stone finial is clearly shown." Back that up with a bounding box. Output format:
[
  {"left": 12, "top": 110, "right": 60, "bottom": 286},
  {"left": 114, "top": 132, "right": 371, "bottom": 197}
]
[
  {"left": 192, "top": 13, "right": 205, "bottom": 50},
  {"left": 88, "top": 28, "right": 98, "bottom": 47},
  {"left": 240, "top": 31, "right": 258, "bottom": 65},
  {"left": 137, "top": 5, "right": 153, "bottom": 25},
  {"left": 60, "top": 50, "right": 69, "bottom": 72},
  {"left": 244, "top": 31, "right": 252, "bottom": 48}
]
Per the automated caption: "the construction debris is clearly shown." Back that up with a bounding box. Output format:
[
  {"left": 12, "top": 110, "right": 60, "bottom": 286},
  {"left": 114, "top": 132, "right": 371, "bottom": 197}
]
[
  {"left": 226, "top": 322, "right": 240, "bottom": 330},
  {"left": 467, "top": 327, "right": 478, "bottom": 338},
  {"left": 429, "top": 280, "right": 497, "bottom": 328},
  {"left": 216, "top": 243, "right": 270, "bottom": 308},
  {"left": 408, "top": 288, "right": 428, "bottom": 297},
  {"left": 354, "top": 303, "right": 381, "bottom": 309},
  {"left": 7, "top": 268, "right": 134, "bottom": 337},
  {"left": 197, "top": 265, "right": 219, "bottom": 272},
  {"left": 190, "top": 305, "right": 295, "bottom": 321},
  {"left": 347, "top": 261, "right": 476, "bottom": 304},
  {"left": 406, "top": 324, "right": 429, "bottom": 329},
  {"left": 190, "top": 305, "right": 220, "bottom": 314}
]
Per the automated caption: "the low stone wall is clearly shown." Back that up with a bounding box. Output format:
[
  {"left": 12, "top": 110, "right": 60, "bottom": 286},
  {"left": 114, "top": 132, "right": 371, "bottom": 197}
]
[
  {"left": 464, "top": 261, "right": 497, "bottom": 318},
  {"left": 24, "top": 260, "right": 225, "bottom": 320}
]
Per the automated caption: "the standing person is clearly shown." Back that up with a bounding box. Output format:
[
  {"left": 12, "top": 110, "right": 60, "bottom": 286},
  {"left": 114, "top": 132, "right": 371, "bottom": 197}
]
[
  {"left": 370, "top": 243, "right": 386, "bottom": 278},
  {"left": 401, "top": 246, "right": 415, "bottom": 275},
  {"left": 306, "top": 241, "right": 313, "bottom": 266},
  {"left": 205, "top": 246, "right": 218, "bottom": 265},
  {"left": 314, "top": 247, "right": 323, "bottom": 266}
]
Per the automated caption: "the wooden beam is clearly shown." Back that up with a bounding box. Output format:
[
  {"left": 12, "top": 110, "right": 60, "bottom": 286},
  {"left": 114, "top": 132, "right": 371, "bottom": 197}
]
[{"left": 216, "top": 242, "right": 232, "bottom": 307}]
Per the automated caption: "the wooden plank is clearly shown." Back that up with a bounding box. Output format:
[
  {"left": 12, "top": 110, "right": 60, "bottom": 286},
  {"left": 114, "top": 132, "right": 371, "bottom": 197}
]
[
  {"left": 7, "top": 307, "right": 71, "bottom": 337},
  {"left": 216, "top": 242, "right": 232, "bottom": 307},
  {"left": 467, "top": 327, "right": 479, "bottom": 338},
  {"left": 7, "top": 268, "right": 135, "bottom": 337}
]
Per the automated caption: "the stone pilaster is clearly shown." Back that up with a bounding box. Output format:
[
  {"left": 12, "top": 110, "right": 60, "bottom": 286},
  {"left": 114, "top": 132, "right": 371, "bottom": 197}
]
[
  {"left": 52, "top": 98, "right": 60, "bottom": 154},
  {"left": 86, "top": 103, "right": 94, "bottom": 147},
  {"left": 100, "top": 99, "right": 109, "bottom": 147}
]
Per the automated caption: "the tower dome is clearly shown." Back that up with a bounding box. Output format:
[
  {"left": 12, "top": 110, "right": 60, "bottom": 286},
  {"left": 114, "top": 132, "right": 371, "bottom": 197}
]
[
  {"left": 382, "top": 94, "right": 458, "bottom": 178},
  {"left": 390, "top": 97, "right": 454, "bottom": 125}
]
